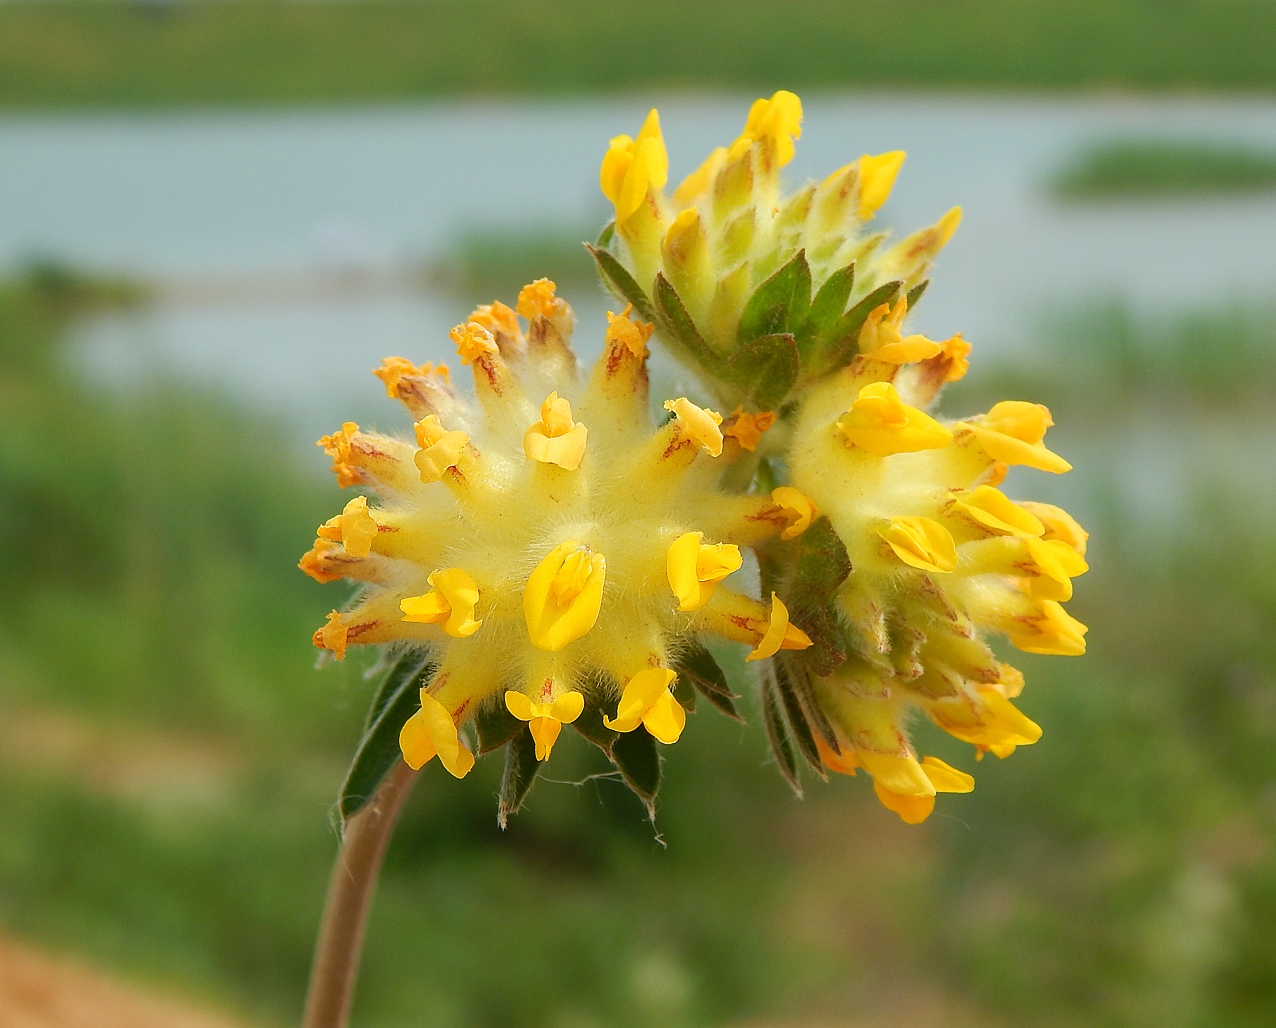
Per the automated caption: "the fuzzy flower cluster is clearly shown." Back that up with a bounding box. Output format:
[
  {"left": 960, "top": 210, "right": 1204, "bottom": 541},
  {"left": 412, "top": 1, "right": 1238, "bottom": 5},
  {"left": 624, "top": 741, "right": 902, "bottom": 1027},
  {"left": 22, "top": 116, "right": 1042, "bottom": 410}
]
[{"left": 304, "top": 92, "right": 1088, "bottom": 825}]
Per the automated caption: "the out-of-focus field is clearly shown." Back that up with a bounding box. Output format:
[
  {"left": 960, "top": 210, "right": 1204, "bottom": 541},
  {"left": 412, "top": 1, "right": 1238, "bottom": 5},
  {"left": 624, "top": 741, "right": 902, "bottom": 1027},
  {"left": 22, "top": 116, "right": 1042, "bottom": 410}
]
[
  {"left": 2, "top": 265, "right": 1274, "bottom": 1028},
  {"left": 2, "top": 0, "right": 1276, "bottom": 108}
]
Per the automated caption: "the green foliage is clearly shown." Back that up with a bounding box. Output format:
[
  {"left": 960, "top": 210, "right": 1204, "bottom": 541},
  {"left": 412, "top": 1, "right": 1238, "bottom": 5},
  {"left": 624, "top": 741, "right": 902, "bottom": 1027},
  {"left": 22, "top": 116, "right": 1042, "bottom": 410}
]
[
  {"left": 431, "top": 225, "right": 599, "bottom": 302},
  {"left": 3, "top": 0, "right": 1276, "bottom": 108},
  {"left": 1055, "top": 139, "right": 1276, "bottom": 198}
]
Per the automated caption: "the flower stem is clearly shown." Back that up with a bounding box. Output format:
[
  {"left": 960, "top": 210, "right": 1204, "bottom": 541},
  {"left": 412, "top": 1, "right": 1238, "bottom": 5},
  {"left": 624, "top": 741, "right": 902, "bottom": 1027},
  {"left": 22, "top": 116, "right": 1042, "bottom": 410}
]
[{"left": 302, "top": 761, "right": 419, "bottom": 1028}]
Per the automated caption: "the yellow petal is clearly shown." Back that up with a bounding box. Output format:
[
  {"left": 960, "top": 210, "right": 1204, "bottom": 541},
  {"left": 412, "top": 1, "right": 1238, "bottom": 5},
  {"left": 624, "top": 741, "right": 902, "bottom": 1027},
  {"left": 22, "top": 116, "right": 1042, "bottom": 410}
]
[
  {"left": 920, "top": 755, "right": 974, "bottom": 793},
  {"left": 971, "top": 401, "right": 1072, "bottom": 474},
  {"left": 664, "top": 397, "right": 724, "bottom": 456},
  {"left": 666, "top": 532, "right": 741, "bottom": 612},
  {"left": 1011, "top": 600, "right": 1088, "bottom": 656},
  {"left": 667, "top": 532, "right": 707, "bottom": 611},
  {"left": 772, "top": 486, "right": 817, "bottom": 540},
  {"left": 955, "top": 486, "right": 1045, "bottom": 538},
  {"left": 874, "top": 781, "right": 936, "bottom": 824},
  {"left": 604, "top": 304, "right": 655, "bottom": 358},
  {"left": 338, "top": 496, "right": 378, "bottom": 558},
  {"left": 516, "top": 278, "right": 565, "bottom": 321},
  {"left": 1019, "top": 501, "right": 1089, "bottom": 556},
  {"left": 1025, "top": 537, "right": 1089, "bottom": 583},
  {"left": 413, "top": 415, "right": 469, "bottom": 483},
  {"left": 401, "top": 568, "right": 483, "bottom": 638},
  {"left": 402, "top": 692, "right": 474, "bottom": 778},
  {"left": 878, "top": 516, "right": 959, "bottom": 573},
  {"left": 673, "top": 146, "right": 728, "bottom": 206},
  {"left": 738, "top": 90, "right": 803, "bottom": 167},
  {"left": 857, "top": 150, "right": 906, "bottom": 219},
  {"left": 400, "top": 590, "right": 451, "bottom": 624},
  {"left": 529, "top": 716, "right": 563, "bottom": 761},
  {"left": 746, "top": 592, "right": 795, "bottom": 662},
  {"left": 524, "top": 393, "right": 588, "bottom": 470},
  {"left": 398, "top": 707, "right": 437, "bottom": 770},
  {"left": 857, "top": 749, "right": 934, "bottom": 797},
  {"left": 449, "top": 321, "right": 498, "bottom": 366},
  {"left": 523, "top": 541, "right": 606, "bottom": 652},
  {"left": 504, "top": 690, "right": 536, "bottom": 722},
  {"left": 837, "top": 382, "right": 952, "bottom": 457},
  {"left": 604, "top": 668, "right": 677, "bottom": 733},
  {"left": 815, "top": 734, "right": 859, "bottom": 776},
  {"left": 549, "top": 690, "right": 585, "bottom": 724},
  {"left": 642, "top": 688, "right": 687, "bottom": 745}
]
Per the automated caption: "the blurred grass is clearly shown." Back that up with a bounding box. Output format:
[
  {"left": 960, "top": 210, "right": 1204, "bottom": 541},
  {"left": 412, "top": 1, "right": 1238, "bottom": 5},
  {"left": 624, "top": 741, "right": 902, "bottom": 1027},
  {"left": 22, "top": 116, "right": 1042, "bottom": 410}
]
[
  {"left": 1, "top": 273, "right": 1275, "bottom": 1026},
  {"left": 1054, "top": 141, "right": 1276, "bottom": 199},
  {"left": 3, "top": 0, "right": 1276, "bottom": 109},
  {"left": 428, "top": 225, "right": 600, "bottom": 304}
]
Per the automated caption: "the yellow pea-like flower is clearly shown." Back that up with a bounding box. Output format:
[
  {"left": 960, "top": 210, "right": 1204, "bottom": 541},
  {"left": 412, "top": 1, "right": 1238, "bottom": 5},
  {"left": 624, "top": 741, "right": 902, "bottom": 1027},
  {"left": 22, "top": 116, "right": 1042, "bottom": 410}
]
[
  {"left": 401, "top": 568, "right": 484, "bottom": 639},
  {"left": 604, "top": 668, "right": 684, "bottom": 744},
  {"left": 771, "top": 486, "right": 817, "bottom": 540},
  {"left": 971, "top": 401, "right": 1072, "bottom": 474},
  {"left": 524, "top": 392, "right": 589, "bottom": 471},
  {"left": 600, "top": 108, "right": 668, "bottom": 226},
  {"left": 523, "top": 542, "right": 607, "bottom": 652},
  {"left": 855, "top": 150, "right": 907, "bottom": 219},
  {"left": 877, "top": 516, "right": 959, "bottom": 573},
  {"left": 953, "top": 485, "right": 1045, "bottom": 538},
  {"left": 663, "top": 397, "right": 725, "bottom": 456},
  {"left": 399, "top": 691, "right": 475, "bottom": 778},
  {"left": 413, "top": 415, "right": 469, "bottom": 483},
  {"left": 505, "top": 689, "right": 585, "bottom": 761},
  {"left": 667, "top": 532, "right": 742, "bottom": 611},
  {"left": 837, "top": 382, "right": 953, "bottom": 457}
]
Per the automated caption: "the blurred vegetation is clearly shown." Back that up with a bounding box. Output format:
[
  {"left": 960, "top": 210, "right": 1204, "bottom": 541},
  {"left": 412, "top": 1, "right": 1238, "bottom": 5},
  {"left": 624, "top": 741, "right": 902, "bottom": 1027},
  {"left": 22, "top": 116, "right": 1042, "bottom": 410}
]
[
  {"left": 428, "top": 225, "right": 600, "bottom": 305},
  {"left": 1, "top": 272, "right": 1275, "bottom": 1027},
  {"left": 3, "top": 0, "right": 1276, "bottom": 108},
  {"left": 1054, "top": 141, "right": 1276, "bottom": 199}
]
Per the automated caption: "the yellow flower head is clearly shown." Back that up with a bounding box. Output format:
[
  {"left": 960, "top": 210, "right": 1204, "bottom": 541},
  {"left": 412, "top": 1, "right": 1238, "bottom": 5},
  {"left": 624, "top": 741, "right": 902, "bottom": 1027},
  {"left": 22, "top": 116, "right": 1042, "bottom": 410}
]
[
  {"left": 311, "top": 96, "right": 1089, "bottom": 831},
  {"left": 764, "top": 299, "right": 1088, "bottom": 821},
  {"left": 305, "top": 283, "right": 815, "bottom": 814}
]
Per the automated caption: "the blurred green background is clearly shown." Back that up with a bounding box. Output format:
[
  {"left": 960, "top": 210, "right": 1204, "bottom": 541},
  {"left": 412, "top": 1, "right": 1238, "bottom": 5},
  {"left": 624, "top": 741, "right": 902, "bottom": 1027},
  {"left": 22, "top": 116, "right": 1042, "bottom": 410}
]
[{"left": 2, "top": 4, "right": 1276, "bottom": 1027}]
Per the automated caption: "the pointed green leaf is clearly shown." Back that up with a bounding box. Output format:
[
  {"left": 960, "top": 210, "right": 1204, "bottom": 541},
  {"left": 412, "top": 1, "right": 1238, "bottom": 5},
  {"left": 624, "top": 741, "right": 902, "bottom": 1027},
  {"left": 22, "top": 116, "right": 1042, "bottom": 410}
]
[
  {"left": 339, "top": 658, "right": 434, "bottom": 825},
  {"left": 653, "top": 272, "right": 725, "bottom": 373},
  {"left": 724, "top": 332, "right": 800, "bottom": 408},
  {"left": 595, "top": 220, "right": 616, "bottom": 249},
  {"left": 572, "top": 703, "right": 619, "bottom": 752},
  {"left": 797, "top": 262, "right": 855, "bottom": 362},
  {"left": 814, "top": 280, "right": 903, "bottom": 374},
  {"left": 476, "top": 696, "right": 523, "bottom": 755},
  {"left": 761, "top": 674, "right": 801, "bottom": 797},
  {"left": 671, "top": 671, "right": 696, "bottom": 713},
  {"left": 586, "top": 244, "right": 655, "bottom": 321},
  {"left": 737, "top": 249, "right": 811, "bottom": 344},
  {"left": 906, "top": 278, "right": 930, "bottom": 310},
  {"left": 611, "top": 727, "right": 662, "bottom": 817},
  {"left": 786, "top": 516, "right": 853, "bottom": 677},
  {"left": 773, "top": 661, "right": 825, "bottom": 777},
  {"left": 674, "top": 641, "right": 744, "bottom": 722},
  {"left": 497, "top": 727, "right": 541, "bottom": 828}
]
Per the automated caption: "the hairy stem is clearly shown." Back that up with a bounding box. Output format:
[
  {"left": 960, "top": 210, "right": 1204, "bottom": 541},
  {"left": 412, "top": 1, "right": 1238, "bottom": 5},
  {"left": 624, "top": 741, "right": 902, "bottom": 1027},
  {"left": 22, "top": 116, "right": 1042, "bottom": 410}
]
[{"left": 302, "top": 761, "right": 419, "bottom": 1028}]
